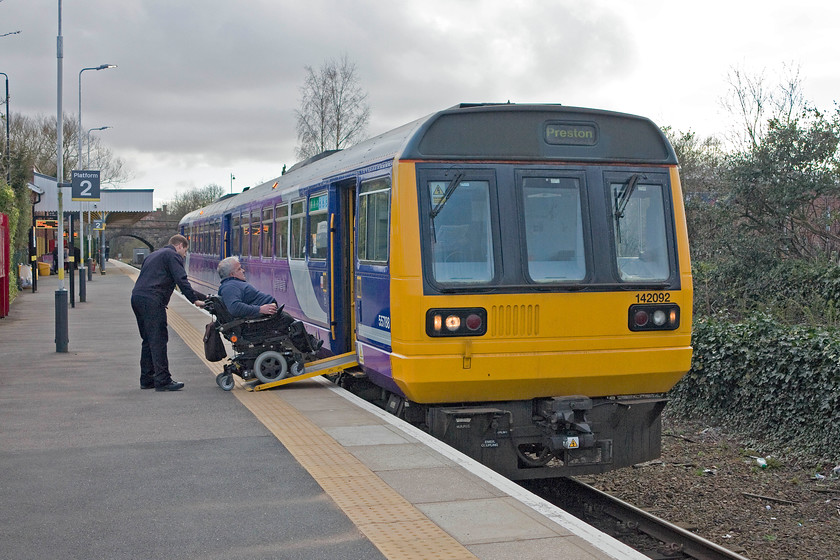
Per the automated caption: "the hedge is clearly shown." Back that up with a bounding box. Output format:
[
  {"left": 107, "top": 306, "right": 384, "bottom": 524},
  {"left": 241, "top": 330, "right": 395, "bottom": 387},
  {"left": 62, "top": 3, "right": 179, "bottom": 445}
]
[{"left": 668, "top": 313, "right": 840, "bottom": 461}]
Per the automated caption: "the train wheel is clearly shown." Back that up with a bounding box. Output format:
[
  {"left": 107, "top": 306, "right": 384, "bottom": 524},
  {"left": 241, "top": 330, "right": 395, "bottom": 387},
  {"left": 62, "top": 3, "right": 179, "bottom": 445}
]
[
  {"left": 216, "top": 372, "right": 235, "bottom": 391},
  {"left": 254, "top": 351, "right": 288, "bottom": 384}
]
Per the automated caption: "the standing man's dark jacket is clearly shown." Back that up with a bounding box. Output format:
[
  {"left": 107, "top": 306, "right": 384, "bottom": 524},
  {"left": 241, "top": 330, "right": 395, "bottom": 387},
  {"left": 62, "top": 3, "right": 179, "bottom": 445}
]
[{"left": 132, "top": 245, "right": 203, "bottom": 305}]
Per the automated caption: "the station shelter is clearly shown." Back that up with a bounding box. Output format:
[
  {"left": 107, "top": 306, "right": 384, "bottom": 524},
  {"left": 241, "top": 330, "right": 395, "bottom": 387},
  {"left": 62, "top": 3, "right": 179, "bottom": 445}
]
[{"left": 30, "top": 171, "right": 153, "bottom": 273}]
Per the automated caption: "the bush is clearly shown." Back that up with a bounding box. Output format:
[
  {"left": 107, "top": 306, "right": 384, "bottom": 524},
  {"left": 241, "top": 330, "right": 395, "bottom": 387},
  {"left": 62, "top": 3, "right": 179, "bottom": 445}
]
[
  {"left": 669, "top": 313, "right": 840, "bottom": 460},
  {"left": 693, "top": 258, "right": 840, "bottom": 326}
]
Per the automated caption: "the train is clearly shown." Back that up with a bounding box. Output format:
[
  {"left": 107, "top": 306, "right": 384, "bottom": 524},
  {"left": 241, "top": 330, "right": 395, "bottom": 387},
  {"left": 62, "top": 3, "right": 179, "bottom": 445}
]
[{"left": 180, "top": 103, "right": 693, "bottom": 480}]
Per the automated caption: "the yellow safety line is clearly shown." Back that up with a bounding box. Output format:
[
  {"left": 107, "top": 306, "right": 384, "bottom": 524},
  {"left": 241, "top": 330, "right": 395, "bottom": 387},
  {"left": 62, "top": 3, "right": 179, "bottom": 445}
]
[
  {"left": 113, "top": 272, "right": 471, "bottom": 558},
  {"left": 123, "top": 264, "right": 475, "bottom": 558}
]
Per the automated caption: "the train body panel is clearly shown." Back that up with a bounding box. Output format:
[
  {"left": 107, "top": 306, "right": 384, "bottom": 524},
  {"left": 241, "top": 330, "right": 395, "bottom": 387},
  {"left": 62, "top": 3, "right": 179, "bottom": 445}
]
[{"left": 180, "top": 103, "right": 694, "bottom": 478}]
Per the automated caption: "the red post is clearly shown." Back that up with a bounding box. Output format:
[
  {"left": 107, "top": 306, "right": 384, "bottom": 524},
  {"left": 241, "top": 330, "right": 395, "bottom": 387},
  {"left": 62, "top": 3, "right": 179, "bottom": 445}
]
[{"left": 0, "top": 213, "right": 9, "bottom": 318}]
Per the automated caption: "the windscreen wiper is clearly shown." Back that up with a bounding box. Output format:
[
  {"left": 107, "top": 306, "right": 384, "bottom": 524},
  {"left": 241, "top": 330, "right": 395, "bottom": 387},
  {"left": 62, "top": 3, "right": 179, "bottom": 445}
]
[
  {"left": 614, "top": 173, "right": 643, "bottom": 219},
  {"left": 613, "top": 173, "right": 645, "bottom": 243}
]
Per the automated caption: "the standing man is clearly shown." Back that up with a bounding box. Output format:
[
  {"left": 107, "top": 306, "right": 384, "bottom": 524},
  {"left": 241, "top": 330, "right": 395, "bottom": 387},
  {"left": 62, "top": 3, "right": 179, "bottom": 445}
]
[{"left": 131, "top": 234, "right": 205, "bottom": 391}]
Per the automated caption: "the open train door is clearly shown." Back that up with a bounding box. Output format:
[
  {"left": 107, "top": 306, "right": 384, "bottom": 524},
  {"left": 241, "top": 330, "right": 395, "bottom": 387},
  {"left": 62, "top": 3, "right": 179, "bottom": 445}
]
[{"left": 327, "top": 179, "right": 356, "bottom": 354}]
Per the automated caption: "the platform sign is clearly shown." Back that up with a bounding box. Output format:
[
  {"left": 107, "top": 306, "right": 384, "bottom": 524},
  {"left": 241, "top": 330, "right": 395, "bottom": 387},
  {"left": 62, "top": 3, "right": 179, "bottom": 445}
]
[
  {"left": 92, "top": 219, "right": 106, "bottom": 231},
  {"left": 71, "top": 170, "right": 101, "bottom": 201}
]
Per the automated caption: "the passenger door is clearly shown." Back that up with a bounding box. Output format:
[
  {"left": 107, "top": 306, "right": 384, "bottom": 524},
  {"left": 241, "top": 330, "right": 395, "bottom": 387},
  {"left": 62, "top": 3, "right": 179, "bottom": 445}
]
[{"left": 353, "top": 175, "right": 392, "bottom": 359}]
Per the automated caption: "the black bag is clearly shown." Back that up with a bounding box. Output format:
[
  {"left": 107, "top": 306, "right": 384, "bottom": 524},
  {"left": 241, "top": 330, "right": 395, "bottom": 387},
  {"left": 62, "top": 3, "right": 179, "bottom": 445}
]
[{"left": 203, "top": 322, "right": 227, "bottom": 362}]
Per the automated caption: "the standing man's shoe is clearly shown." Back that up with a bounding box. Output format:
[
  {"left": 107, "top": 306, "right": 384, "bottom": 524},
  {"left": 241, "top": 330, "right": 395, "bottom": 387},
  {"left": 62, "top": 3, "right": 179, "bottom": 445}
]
[
  {"left": 141, "top": 383, "right": 155, "bottom": 389},
  {"left": 155, "top": 381, "right": 185, "bottom": 392}
]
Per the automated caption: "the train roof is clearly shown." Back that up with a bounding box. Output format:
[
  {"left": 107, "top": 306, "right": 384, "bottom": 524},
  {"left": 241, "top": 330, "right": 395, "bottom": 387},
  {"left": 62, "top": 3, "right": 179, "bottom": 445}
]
[{"left": 181, "top": 103, "right": 676, "bottom": 223}]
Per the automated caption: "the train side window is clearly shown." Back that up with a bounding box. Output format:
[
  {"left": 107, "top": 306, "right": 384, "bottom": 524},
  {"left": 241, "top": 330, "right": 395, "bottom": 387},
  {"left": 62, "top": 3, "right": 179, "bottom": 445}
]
[
  {"left": 275, "top": 204, "right": 288, "bottom": 258},
  {"left": 213, "top": 219, "right": 220, "bottom": 255},
  {"left": 358, "top": 177, "right": 390, "bottom": 263},
  {"left": 242, "top": 214, "right": 252, "bottom": 257},
  {"left": 231, "top": 214, "right": 240, "bottom": 256},
  {"left": 611, "top": 180, "right": 670, "bottom": 281},
  {"left": 522, "top": 177, "right": 585, "bottom": 282},
  {"left": 262, "top": 207, "right": 273, "bottom": 258},
  {"left": 429, "top": 179, "right": 494, "bottom": 283},
  {"left": 289, "top": 200, "right": 306, "bottom": 259},
  {"left": 250, "top": 210, "right": 260, "bottom": 258},
  {"left": 309, "top": 193, "right": 329, "bottom": 260}
]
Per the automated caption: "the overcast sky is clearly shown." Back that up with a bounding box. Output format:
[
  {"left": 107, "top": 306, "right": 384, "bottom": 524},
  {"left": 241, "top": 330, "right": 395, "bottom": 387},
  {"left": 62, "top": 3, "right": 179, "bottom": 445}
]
[{"left": 2, "top": 1, "right": 839, "bottom": 205}]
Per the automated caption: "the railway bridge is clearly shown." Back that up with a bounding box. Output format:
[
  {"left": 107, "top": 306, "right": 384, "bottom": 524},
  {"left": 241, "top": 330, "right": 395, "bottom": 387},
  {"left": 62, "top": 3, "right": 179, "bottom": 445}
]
[{"left": 105, "top": 209, "right": 181, "bottom": 258}]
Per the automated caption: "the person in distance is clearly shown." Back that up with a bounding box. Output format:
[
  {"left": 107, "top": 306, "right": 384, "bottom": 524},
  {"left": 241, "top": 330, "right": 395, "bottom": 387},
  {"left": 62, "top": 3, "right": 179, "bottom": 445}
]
[{"left": 131, "top": 234, "right": 206, "bottom": 391}]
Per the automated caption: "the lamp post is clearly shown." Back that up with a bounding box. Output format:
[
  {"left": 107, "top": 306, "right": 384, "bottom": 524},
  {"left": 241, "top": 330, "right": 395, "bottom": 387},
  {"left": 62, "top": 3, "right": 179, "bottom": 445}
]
[
  {"left": 77, "top": 63, "right": 115, "bottom": 291},
  {"left": 86, "top": 126, "right": 109, "bottom": 281},
  {"left": 56, "top": 0, "right": 67, "bottom": 352},
  {"left": 86, "top": 125, "right": 111, "bottom": 167},
  {"left": 0, "top": 72, "right": 9, "bottom": 184}
]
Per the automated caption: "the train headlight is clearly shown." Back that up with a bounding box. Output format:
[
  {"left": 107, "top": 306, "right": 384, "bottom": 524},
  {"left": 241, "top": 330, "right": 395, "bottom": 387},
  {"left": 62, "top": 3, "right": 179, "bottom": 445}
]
[
  {"left": 628, "top": 304, "right": 680, "bottom": 331},
  {"left": 652, "top": 309, "right": 667, "bottom": 326},
  {"left": 445, "top": 315, "right": 461, "bottom": 331},
  {"left": 427, "top": 308, "right": 487, "bottom": 337}
]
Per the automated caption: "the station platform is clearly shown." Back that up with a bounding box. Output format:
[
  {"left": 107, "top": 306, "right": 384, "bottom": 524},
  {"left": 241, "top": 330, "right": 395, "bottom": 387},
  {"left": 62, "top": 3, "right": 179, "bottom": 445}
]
[{"left": 0, "top": 260, "right": 647, "bottom": 560}]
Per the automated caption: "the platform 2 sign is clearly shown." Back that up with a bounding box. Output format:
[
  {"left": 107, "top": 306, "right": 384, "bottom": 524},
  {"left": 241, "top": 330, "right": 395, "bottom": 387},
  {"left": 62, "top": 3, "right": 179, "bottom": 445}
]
[{"left": 71, "top": 170, "right": 101, "bottom": 201}]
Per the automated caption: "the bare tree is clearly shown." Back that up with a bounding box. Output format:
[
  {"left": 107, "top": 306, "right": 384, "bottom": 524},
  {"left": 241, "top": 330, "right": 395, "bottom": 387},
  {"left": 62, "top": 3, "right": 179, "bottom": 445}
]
[
  {"left": 294, "top": 54, "right": 370, "bottom": 160},
  {"left": 166, "top": 183, "right": 226, "bottom": 220},
  {"left": 4, "top": 112, "right": 130, "bottom": 184},
  {"left": 720, "top": 62, "right": 805, "bottom": 150}
]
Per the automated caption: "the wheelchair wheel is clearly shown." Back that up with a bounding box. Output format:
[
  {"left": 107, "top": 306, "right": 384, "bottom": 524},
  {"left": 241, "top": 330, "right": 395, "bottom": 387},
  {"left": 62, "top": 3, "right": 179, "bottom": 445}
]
[
  {"left": 290, "top": 361, "right": 305, "bottom": 377},
  {"left": 216, "top": 372, "right": 235, "bottom": 391},
  {"left": 254, "top": 351, "right": 289, "bottom": 384}
]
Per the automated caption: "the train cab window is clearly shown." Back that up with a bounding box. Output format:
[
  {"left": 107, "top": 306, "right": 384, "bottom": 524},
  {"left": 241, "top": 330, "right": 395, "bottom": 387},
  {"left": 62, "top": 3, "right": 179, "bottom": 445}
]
[
  {"left": 358, "top": 177, "right": 390, "bottom": 263},
  {"left": 262, "top": 208, "right": 273, "bottom": 258},
  {"left": 429, "top": 179, "right": 494, "bottom": 283},
  {"left": 611, "top": 178, "right": 670, "bottom": 281},
  {"left": 231, "top": 215, "right": 241, "bottom": 256},
  {"left": 290, "top": 200, "right": 306, "bottom": 259},
  {"left": 522, "top": 177, "right": 586, "bottom": 282},
  {"left": 275, "top": 204, "right": 289, "bottom": 258},
  {"left": 308, "top": 193, "right": 329, "bottom": 260}
]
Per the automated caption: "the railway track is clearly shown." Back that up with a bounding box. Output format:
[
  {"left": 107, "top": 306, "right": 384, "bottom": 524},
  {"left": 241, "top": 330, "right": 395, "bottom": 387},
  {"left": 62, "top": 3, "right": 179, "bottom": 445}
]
[{"left": 523, "top": 477, "right": 751, "bottom": 560}]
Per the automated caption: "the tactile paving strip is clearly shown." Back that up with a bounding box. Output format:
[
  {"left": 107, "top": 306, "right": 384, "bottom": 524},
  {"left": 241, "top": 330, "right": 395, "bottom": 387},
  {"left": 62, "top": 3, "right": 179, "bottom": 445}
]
[{"left": 164, "top": 304, "right": 477, "bottom": 559}]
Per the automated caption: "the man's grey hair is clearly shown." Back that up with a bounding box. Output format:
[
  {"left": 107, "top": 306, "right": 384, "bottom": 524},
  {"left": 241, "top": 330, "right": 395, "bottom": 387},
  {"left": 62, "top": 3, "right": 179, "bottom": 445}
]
[{"left": 218, "top": 256, "right": 240, "bottom": 279}]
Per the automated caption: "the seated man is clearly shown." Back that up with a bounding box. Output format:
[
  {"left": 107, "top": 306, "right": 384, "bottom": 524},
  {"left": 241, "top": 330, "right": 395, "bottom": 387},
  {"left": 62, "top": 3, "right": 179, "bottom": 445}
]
[
  {"left": 216, "top": 256, "right": 322, "bottom": 354},
  {"left": 217, "top": 256, "right": 278, "bottom": 318}
]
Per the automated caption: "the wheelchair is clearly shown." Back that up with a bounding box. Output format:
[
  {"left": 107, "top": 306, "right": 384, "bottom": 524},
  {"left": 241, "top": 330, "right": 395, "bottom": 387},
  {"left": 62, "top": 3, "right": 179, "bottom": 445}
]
[{"left": 203, "top": 295, "right": 323, "bottom": 391}]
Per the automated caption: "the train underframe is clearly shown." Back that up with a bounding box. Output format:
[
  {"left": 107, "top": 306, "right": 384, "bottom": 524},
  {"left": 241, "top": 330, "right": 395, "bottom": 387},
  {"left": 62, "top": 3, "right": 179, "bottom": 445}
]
[{"left": 333, "top": 372, "right": 667, "bottom": 481}]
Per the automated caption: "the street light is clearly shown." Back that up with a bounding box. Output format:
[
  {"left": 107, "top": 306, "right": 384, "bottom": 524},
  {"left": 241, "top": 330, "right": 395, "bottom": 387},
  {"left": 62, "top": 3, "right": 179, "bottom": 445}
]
[
  {"left": 86, "top": 125, "right": 110, "bottom": 280},
  {"left": 0, "top": 72, "right": 9, "bottom": 184},
  {"left": 78, "top": 64, "right": 116, "bottom": 167},
  {"left": 87, "top": 125, "right": 111, "bottom": 167},
  {"left": 77, "top": 63, "right": 115, "bottom": 292}
]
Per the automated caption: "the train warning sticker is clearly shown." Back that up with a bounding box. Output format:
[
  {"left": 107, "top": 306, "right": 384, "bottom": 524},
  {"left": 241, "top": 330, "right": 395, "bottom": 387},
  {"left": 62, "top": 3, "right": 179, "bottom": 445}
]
[{"left": 430, "top": 182, "right": 446, "bottom": 205}]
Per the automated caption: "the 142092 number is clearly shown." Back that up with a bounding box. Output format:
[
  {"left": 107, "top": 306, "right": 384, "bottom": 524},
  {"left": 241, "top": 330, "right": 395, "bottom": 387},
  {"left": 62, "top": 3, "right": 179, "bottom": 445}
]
[{"left": 635, "top": 292, "right": 671, "bottom": 303}]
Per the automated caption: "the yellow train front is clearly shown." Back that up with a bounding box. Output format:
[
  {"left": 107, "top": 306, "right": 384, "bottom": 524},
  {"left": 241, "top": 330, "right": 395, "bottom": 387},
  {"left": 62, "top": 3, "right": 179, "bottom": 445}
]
[
  {"left": 182, "top": 103, "right": 692, "bottom": 480},
  {"left": 378, "top": 104, "right": 692, "bottom": 479}
]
